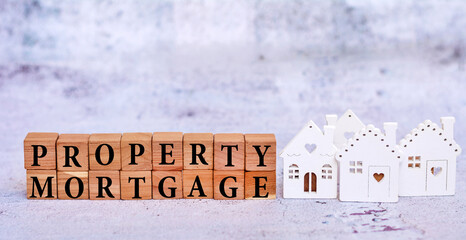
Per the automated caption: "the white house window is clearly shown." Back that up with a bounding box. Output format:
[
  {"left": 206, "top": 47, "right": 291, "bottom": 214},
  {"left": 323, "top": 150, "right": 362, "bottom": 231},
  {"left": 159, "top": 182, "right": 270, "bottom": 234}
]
[
  {"left": 289, "top": 164, "right": 299, "bottom": 179},
  {"left": 322, "top": 164, "right": 332, "bottom": 179},
  {"left": 408, "top": 156, "right": 421, "bottom": 168},
  {"left": 350, "top": 161, "right": 363, "bottom": 174}
]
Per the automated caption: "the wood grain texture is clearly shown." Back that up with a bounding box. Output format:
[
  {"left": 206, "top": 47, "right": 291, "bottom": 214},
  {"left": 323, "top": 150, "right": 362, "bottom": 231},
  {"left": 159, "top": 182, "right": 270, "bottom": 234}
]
[
  {"left": 152, "top": 171, "right": 183, "bottom": 199},
  {"left": 183, "top": 133, "right": 213, "bottom": 170},
  {"left": 245, "top": 134, "right": 276, "bottom": 171},
  {"left": 89, "top": 133, "right": 121, "bottom": 170},
  {"left": 24, "top": 132, "right": 59, "bottom": 170},
  {"left": 26, "top": 170, "right": 57, "bottom": 199},
  {"left": 57, "top": 171, "right": 89, "bottom": 199},
  {"left": 120, "top": 171, "right": 152, "bottom": 200},
  {"left": 182, "top": 170, "right": 213, "bottom": 199},
  {"left": 153, "top": 132, "right": 183, "bottom": 170},
  {"left": 121, "top": 132, "right": 152, "bottom": 170},
  {"left": 214, "top": 133, "right": 244, "bottom": 170},
  {"left": 57, "top": 134, "right": 89, "bottom": 171},
  {"left": 245, "top": 171, "right": 276, "bottom": 200},
  {"left": 214, "top": 171, "right": 244, "bottom": 200},
  {"left": 89, "top": 171, "right": 120, "bottom": 200}
]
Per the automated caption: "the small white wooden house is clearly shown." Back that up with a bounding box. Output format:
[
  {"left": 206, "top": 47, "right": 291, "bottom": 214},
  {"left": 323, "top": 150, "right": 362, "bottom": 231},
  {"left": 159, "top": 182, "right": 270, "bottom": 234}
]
[
  {"left": 281, "top": 117, "right": 338, "bottom": 199},
  {"left": 398, "top": 117, "right": 462, "bottom": 196},
  {"left": 336, "top": 123, "right": 403, "bottom": 202}
]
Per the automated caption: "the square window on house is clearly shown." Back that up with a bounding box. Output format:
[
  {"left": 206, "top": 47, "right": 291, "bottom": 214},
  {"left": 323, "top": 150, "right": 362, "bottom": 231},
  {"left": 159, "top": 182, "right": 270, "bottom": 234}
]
[
  {"left": 289, "top": 170, "right": 293, "bottom": 174},
  {"left": 357, "top": 168, "right": 362, "bottom": 174},
  {"left": 322, "top": 175, "right": 326, "bottom": 179},
  {"left": 328, "top": 176, "right": 332, "bottom": 179},
  {"left": 357, "top": 161, "right": 363, "bottom": 166},
  {"left": 350, "top": 161, "right": 355, "bottom": 166},
  {"left": 289, "top": 175, "right": 293, "bottom": 179},
  {"left": 350, "top": 168, "right": 355, "bottom": 173},
  {"left": 415, "top": 156, "right": 421, "bottom": 160},
  {"left": 328, "top": 170, "right": 332, "bottom": 174},
  {"left": 408, "top": 163, "right": 413, "bottom": 168},
  {"left": 322, "top": 170, "right": 326, "bottom": 173},
  {"left": 295, "top": 175, "right": 299, "bottom": 179},
  {"left": 408, "top": 156, "right": 414, "bottom": 161},
  {"left": 295, "top": 170, "right": 299, "bottom": 173},
  {"left": 415, "top": 163, "right": 420, "bottom": 168}
]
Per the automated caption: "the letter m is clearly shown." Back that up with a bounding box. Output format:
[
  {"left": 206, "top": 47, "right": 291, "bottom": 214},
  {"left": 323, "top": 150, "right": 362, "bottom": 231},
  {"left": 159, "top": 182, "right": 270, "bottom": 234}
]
[{"left": 30, "top": 176, "right": 55, "bottom": 198}]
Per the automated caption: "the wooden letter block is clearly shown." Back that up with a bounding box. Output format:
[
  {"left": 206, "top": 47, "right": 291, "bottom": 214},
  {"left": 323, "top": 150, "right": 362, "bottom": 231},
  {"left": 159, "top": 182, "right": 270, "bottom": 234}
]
[
  {"left": 153, "top": 132, "right": 183, "bottom": 170},
  {"left": 245, "top": 171, "right": 276, "bottom": 200},
  {"left": 27, "top": 170, "right": 57, "bottom": 199},
  {"left": 183, "top": 170, "right": 213, "bottom": 199},
  {"left": 121, "top": 132, "right": 152, "bottom": 170},
  {"left": 214, "top": 134, "right": 244, "bottom": 170},
  {"left": 89, "top": 171, "right": 120, "bottom": 200},
  {"left": 120, "top": 171, "right": 152, "bottom": 200},
  {"left": 58, "top": 171, "right": 89, "bottom": 199},
  {"left": 24, "top": 132, "right": 59, "bottom": 170},
  {"left": 214, "top": 171, "right": 244, "bottom": 200},
  {"left": 183, "top": 133, "right": 213, "bottom": 170},
  {"left": 245, "top": 134, "right": 276, "bottom": 171},
  {"left": 152, "top": 171, "right": 183, "bottom": 199},
  {"left": 57, "top": 134, "right": 89, "bottom": 171},
  {"left": 89, "top": 133, "right": 121, "bottom": 170}
]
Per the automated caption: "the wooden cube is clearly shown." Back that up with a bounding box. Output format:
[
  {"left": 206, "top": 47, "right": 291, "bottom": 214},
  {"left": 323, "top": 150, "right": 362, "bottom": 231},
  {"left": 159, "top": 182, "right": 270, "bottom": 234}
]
[
  {"left": 214, "top": 134, "right": 244, "bottom": 170},
  {"left": 89, "top": 171, "right": 120, "bottom": 200},
  {"left": 57, "top": 171, "right": 89, "bottom": 199},
  {"left": 245, "top": 134, "right": 276, "bottom": 171},
  {"left": 214, "top": 171, "right": 244, "bottom": 200},
  {"left": 27, "top": 170, "right": 57, "bottom": 199},
  {"left": 153, "top": 132, "right": 183, "bottom": 171},
  {"left": 24, "top": 132, "right": 59, "bottom": 170},
  {"left": 183, "top": 133, "right": 213, "bottom": 170},
  {"left": 120, "top": 171, "right": 152, "bottom": 200},
  {"left": 57, "top": 134, "right": 89, "bottom": 171},
  {"left": 245, "top": 171, "right": 276, "bottom": 199},
  {"left": 89, "top": 133, "right": 121, "bottom": 170},
  {"left": 183, "top": 170, "right": 213, "bottom": 199},
  {"left": 121, "top": 133, "right": 152, "bottom": 170},
  {"left": 152, "top": 171, "right": 183, "bottom": 199}
]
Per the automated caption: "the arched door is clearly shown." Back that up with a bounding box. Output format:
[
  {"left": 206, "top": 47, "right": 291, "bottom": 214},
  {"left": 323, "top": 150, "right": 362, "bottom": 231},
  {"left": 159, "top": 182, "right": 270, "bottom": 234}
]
[
  {"left": 304, "top": 173, "right": 309, "bottom": 192},
  {"left": 311, "top": 173, "right": 317, "bottom": 192}
]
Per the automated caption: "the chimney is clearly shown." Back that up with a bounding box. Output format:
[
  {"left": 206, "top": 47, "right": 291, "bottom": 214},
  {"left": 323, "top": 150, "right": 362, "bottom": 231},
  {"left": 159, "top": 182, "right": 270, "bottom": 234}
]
[
  {"left": 326, "top": 114, "right": 337, "bottom": 126},
  {"left": 440, "top": 117, "right": 455, "bottom": 139},
  {"left": 383, "top": 122, "right": 398, "bottom": 144},
  {"left": 323, "top": 125, "right": 336, "bottom": 143}
]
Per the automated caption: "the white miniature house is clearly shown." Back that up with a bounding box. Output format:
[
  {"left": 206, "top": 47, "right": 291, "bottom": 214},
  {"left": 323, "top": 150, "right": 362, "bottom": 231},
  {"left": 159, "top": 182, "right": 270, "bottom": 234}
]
[
  {"left": 280, "top": 117, "right": 338, "bottom": 198},
  {"left": 329, "top": 109, "right": 365, "bottom": 149},
  {"left": 398, "top": 117, "right": 462, "bottom": 196},
  {"left": 336, "top": 123, "right": 403, "bottom": 202}
]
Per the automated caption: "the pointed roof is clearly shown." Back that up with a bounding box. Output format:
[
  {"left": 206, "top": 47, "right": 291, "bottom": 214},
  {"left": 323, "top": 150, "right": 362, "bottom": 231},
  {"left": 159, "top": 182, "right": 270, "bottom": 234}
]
[
  {"left": 336, "top": 124, "right": 402, "bottom": 161},
  {"left": 399, "top": 120, "right": 461, "bottom": 155},
  {"left": 333, "top": 109, "right": 365, "bottom": 149},
  {"left": 280, "top": 120, "right": 323, "bottom": 157}
]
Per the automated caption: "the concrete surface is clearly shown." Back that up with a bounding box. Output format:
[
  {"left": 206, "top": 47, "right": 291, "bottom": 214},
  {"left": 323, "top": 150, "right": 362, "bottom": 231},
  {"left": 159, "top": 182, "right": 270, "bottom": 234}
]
[{"left": 0, "top": 1, "right": 465, "bottom": 239}]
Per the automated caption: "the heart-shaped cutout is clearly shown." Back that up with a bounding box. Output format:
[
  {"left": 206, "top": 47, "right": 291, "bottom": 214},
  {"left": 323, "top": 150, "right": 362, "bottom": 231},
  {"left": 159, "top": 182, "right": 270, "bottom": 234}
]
[
  {"left": 373, "top": 173, "right": 384, "bottom": 182},
  {"left": 431, "top": 167, "right": 442, "bottom": 176}
]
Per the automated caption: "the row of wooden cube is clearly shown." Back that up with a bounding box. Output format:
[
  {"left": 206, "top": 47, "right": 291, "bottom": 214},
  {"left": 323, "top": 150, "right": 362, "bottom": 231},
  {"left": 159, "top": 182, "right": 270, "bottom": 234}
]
[
  {"left": 24, "top": 132, "right": 276, "bottom": 171},
  {"left": 27, "top": 170, "right": 276, "bottom": 200}
]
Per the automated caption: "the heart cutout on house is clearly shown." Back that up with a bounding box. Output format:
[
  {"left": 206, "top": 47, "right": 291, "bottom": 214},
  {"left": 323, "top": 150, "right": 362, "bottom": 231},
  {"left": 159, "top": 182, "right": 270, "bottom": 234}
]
[
  {"left": 431, "top": 167, "right": 442, "bottom": 176},
  {"left": 373, "top": 173, "right": 384, "bottom": 182}
]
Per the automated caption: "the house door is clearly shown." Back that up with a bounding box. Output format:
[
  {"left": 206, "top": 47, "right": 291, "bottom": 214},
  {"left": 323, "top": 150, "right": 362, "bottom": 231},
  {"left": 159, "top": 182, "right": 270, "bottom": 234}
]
[
  {"left": 304, "top": 173, "right": 309, "bottom": 192},
  {"left": 426, "top": 160, "right": 447, "bottom": 193},
  {"left": 368, "top": 166, "right": 390, "bottom": 200},
  {"left": 304, "top": 173, "right": 316, "bottom": 193}
]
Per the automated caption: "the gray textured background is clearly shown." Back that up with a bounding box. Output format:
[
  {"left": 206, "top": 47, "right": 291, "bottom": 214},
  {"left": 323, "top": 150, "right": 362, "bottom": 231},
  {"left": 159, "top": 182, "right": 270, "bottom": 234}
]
[{"left": 0, "top": 0, "right": 465, "bottom": 239}]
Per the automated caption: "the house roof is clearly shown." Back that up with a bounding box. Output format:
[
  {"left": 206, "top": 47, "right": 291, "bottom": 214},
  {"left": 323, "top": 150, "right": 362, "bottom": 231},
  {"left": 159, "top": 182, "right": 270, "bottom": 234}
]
[
  {"left": 280, "top": 120, "right": 322, "bottom": 157},
  {"left": 335, "top": 124, "right": 402, "bottom": 161},
  {"left": 399, "top": 120, "right": 461, "bottom": 155}
]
